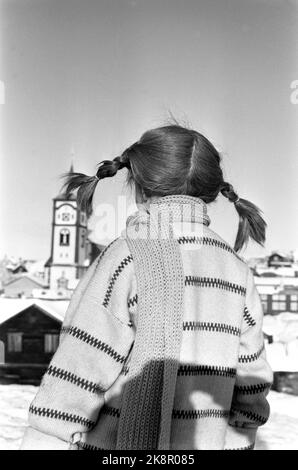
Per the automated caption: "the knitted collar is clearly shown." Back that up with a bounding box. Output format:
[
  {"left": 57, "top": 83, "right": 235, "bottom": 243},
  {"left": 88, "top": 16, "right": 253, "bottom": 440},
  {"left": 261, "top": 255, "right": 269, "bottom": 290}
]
[
  {"left": 124, "top": 195, "right": 211, "bottom": 243},
  {"left": 116, "top": 195, "right": 209, "bottom": 450},
  {"left": 149, "top": 194, "right": 210, "bottom": 227}
]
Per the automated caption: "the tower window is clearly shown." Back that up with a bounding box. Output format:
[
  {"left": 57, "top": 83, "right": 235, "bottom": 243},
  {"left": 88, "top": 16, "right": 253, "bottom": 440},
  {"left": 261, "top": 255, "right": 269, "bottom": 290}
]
[
  {"left": 60, "top": 229, "right": 70, "bottom": 246},
  {"left": 81, "top": 231, "right": 85, "bottom": 248}
]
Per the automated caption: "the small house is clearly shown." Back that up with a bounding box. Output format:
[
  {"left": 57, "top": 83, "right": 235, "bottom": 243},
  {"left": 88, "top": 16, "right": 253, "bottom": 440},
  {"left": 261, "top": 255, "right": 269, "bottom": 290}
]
[
  {"left": 268, "top": 252, "right": 293, "bottom": 269},
  {"left": 260, "top": 288, "right": 298, "bottom": 315},
  {"left": 0, "top": 298, "right": 68, "bottom": 384}
]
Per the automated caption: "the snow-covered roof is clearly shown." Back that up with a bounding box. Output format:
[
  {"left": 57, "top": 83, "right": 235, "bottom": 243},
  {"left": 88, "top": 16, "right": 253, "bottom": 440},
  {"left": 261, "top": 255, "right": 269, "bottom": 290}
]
[
  {"left": 31, "top": 288, "right": 72, "bottom": 300},
  {"left": 0, "top": 298, "right": 69, "bottom": 325},
  {"left": 3, "top": 274, "right": 47, "bottom": 288},
  {"left": 254, "top": 276, "right": 298, "bottom": 286},
  {"left": 269, "top": 251, "right": 293, "bottom": 260},
  {"left": 26, "top": 259, "right": 47, "bottom": 274},
  {"left": 255, "top": 285, "right": 281, "bottom": 295}
]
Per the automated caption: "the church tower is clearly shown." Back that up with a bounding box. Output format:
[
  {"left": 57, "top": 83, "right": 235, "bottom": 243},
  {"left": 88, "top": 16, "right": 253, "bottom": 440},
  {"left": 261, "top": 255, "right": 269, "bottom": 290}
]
[{"left": 45, "top": 165, "right": 91, "bottom": 290}]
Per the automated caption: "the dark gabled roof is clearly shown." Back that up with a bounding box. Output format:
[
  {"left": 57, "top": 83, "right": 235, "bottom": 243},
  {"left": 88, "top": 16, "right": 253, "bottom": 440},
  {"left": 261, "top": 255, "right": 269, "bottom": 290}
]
[
  {"left": 11, "top": 264, "right": 28, "bottom": 274},
  {"left": 44, "top": 256, "right": 52, "bottom": 267},
  {"left": 268, "top": 252, "right": 293, "bottom": 262},
  {"left": 0, "top": 299, "right": 66, "bottom": 325}
]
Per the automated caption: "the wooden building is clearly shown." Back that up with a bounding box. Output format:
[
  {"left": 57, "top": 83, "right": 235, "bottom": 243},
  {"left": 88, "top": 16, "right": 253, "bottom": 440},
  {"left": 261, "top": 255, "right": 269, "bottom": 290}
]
[
  {"left": 268, "top": 252, "right": 294, "bottom": 268},
  {"left": 260, "top": 289, "right": 298, "bottom": 315},
  {"left": 0, "top": 299, "right": 68, "bottom": 384}
]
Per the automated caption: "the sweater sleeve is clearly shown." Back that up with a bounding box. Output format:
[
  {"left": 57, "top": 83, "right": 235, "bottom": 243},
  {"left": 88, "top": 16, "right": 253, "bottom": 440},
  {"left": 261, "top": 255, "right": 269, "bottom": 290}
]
[
  {"left": 20, "top": 240, "right": 135, "bottom": 450},
  {"left": 224, "top": 268, "right": 273, "bottom": 450}
]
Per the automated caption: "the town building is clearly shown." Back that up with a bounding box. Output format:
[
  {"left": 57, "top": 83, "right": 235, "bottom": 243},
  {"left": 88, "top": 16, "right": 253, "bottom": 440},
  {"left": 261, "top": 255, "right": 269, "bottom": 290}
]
[
  {"left": 0, "top": 298, "right": 68, "bottom": 384},
  {"left": 268, "top": 252, "right": 294, "bottom": 269},
  {"left": 260, "top": 289, "right": 298, "bottom": 315}
]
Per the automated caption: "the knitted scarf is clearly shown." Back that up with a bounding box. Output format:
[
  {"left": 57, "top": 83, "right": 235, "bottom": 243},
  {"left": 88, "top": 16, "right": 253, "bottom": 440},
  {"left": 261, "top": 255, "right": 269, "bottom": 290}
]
[{"left": 116, "top": 195, "right": 210, "bottom": 450}]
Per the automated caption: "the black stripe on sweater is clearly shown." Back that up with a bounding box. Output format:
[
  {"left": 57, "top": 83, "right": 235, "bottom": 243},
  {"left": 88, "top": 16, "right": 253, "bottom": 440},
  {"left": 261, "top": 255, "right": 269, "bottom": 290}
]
[
  {"left": 185, "top": 276, "right": 246, "bottom": 296},
  {"left": 60, "top": 326, "right": 126, "bottom": 364},
  {"left": 183, "top": 321, "right": 241, "bottom": 337},
  {"left": 78, "top": 442, "right": 106, "bottom": 451},
  {"left": 178, "top": 365, "right": 236, "bottom": 378},
  {"left": 243, "top": 306, "right": 256, "bottom": 328},
  {"left": 29, "top": 405, "right": 95, "bottom": 428},
  {"left": 172, "top": 409, "right": 230, "bottom": 419},
  {"left": 103, "top": 255, "right": 133, "bottom": 308},
  {"left": 231, "top": 408, "right": 268, "bottom": 425},
  {"left": 46, "top": 365, "right": 104, "bottom": 394},
  {"left": 94, "top": 406, "right": 230, "bottom": 421},
  {"left": 178, "top": 236, "right": 242, "bottom": 260},
  {"left": 120, "top": 364, "right": 237, "bottom": 379},
  {"left": 234, "top": 382, "right": 271, "bottom": 395},
  {"left": 239, "top": 345, "right": 265, "bottom": 363},
  {"left": 128, "top": 294, "right": 138, "bottom": 309},
  {"left": 101, "top": 406, "right": 121, "bottom": 418}
]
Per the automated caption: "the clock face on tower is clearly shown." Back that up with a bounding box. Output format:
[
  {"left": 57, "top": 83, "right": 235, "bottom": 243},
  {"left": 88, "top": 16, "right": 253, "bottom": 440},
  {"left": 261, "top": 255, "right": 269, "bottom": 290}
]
[{"left": 55, "top": 203, "right": 77, "bottom": 225}]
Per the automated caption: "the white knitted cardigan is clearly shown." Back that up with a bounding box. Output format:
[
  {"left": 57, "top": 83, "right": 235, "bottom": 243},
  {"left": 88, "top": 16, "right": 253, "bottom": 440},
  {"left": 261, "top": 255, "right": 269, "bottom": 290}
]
[{"left": 21, "top": 195, "right": 273, "bottom": 450}]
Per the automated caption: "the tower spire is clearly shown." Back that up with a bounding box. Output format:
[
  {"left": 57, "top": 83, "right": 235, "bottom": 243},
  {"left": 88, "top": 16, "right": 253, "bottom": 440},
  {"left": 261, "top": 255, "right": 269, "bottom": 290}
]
[
  {"left": 70, "top": 146, "right": 75, "bottom": 173},
  {"left": 53, "top": 149, "right": 76, "bottom": 201}
]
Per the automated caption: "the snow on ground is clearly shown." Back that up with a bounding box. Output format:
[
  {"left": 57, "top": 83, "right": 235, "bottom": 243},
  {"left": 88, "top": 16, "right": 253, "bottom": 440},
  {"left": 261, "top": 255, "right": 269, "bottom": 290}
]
[
  {"left": 255, "top": 391, "right": 298, "bottom": 450},
  {"left": 0, "top": 385, "right": 297, "bottom": 450},
  {"left": 0, "top": 385, "right": 37, "bottom": 450},
  {"left": 263, "top": 314, "right": 298, "bottom": 372}
]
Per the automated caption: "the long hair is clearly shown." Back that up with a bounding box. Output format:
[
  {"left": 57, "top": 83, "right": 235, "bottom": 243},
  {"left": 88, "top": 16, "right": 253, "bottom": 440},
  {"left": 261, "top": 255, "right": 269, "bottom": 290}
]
[{"left": 61, "top": 125, "right": 266, "bottom": 252}]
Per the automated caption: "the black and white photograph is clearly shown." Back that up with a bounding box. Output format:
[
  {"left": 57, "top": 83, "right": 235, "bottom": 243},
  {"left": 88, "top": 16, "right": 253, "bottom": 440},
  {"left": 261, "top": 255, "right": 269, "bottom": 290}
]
[{"left": 0, "top": 0, "right": 298, "bottom": 454}]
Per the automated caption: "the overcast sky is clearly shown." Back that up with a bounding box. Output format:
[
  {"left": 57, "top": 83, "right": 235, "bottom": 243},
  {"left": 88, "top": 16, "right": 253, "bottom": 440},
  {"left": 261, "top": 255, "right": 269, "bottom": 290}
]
[{"left": 1, "top": 0, "right": 297, "bottom": 260}]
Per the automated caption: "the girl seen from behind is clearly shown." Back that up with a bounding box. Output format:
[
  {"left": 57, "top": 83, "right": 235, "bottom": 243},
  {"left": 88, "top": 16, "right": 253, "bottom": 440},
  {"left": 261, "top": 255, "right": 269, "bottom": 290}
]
[{"left": 21, "top": 124, "right": 273, "bottom": 450}]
